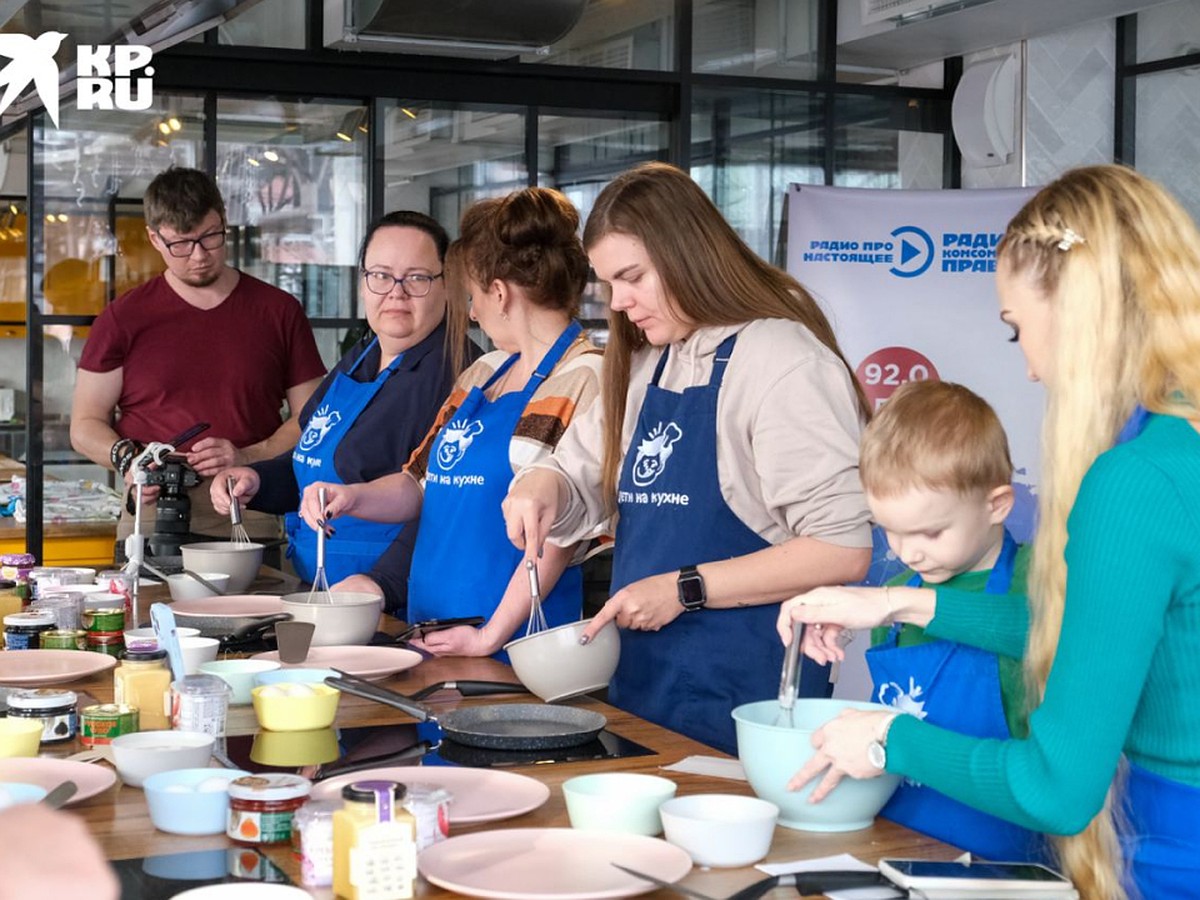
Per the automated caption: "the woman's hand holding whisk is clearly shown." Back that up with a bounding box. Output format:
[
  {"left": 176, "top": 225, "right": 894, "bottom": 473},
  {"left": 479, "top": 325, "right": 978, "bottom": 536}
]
[
  {"left": 299, "top": 482, "right": 357, "bottom": 535},
  {"left": 211, "top": 467, "right": 260, "bottom": 515}
]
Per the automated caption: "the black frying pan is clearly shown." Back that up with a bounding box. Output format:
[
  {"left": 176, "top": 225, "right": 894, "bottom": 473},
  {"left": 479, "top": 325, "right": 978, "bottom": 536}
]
[{"left": 325, "top": 673, "right": 606, "bottom": 751}]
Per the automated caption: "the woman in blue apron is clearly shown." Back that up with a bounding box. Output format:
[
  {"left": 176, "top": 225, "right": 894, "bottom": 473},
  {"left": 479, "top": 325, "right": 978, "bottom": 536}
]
[
  {"left": 298, "top": 188, "right": 603, "bottom": 659},
  {"left": 503, "top": 163, "right": 874, "bottom": 755},
  {"left": 214, "top": 211, "right": 466, "bottom": 614},
  {"left": 779, "top": 166, "right": 1200, "bottom": 898}
]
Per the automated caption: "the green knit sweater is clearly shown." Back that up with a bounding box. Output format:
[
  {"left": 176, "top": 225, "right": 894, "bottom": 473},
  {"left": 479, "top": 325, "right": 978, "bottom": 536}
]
[{"left": 888, "top": 413, "right": 1200, "bottom": 835}]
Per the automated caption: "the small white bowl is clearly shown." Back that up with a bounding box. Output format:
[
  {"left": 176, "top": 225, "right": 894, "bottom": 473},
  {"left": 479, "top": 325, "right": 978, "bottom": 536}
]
[
  {"left": 562, "top": 772, "right": 677, "bottom": 835},
  {"left": 659, "top": 793, "right": 780, "bottom": 867},
  {"left": 167, "top": 572, "right": 232, "bottom": 602},
  {"left": 178, "top": 636, "right": 221, "bottom": 675},
  {"left": 124, "top": 626, "right": 201, "bottom": 650},
  {"left": 198, "top": 658, "right": 281, "bottom": 705},
  {"left": 110, "top": 731, "right": 216, "bottom": 788}
]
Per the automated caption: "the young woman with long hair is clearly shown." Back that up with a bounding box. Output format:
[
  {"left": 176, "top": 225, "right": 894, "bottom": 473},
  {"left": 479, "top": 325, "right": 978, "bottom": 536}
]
[
  {"left": 779, "top": 164, "right": 1200, "bottom": 899},
  {"left": 504, "top": 162, "right": 873, "bottom": 754}
]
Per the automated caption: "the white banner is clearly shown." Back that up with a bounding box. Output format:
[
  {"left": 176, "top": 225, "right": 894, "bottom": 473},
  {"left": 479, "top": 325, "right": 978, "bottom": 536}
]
[{"left": 786, "top": 183, "right": 1041, "bottom": 699}]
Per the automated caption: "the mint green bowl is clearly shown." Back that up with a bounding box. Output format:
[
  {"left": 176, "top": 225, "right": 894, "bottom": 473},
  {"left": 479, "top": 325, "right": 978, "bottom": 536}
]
[{"left": 732, "top": 699, "right": 901, "bottom": 832}]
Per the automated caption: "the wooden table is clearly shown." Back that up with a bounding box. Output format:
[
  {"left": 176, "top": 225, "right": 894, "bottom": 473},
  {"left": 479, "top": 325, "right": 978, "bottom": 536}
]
[{"left": 47, "top": 579, "right": 960, "bottom": 899}]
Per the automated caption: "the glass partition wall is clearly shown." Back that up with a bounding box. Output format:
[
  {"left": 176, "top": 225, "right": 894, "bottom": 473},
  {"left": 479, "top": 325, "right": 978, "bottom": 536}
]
[{"left": 12, "top": 0, "right": 957, "bottom": 556}]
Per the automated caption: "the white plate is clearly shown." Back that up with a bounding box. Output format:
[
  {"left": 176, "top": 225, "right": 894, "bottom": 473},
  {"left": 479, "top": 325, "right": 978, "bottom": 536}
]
[
  {"left": 0, "top": 649, "right": 117, "bottom": 685},
  {"left": 0, "top": 757, "right": 118, "bottom": 805},
  {"left": 251, "top": 645, "right": 422, "bottom": 681},
  {"left": 173, "top": 886, "right": 311, "bottom": 900},
  {"left": 418, "top": 828, "right": 694, "bottom": 900},
  {"left": 310, "top": 766, "right": 551, "bottom": 824},
  {"left": 170, "top": 595, "right": 285, "bottom": 618}
]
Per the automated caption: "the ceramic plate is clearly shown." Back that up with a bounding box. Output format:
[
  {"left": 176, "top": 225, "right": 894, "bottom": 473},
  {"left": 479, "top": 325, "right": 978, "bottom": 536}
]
[
  {"left": 170, "top": 595, "right": 285, "bottom": 619},
  {"left": 0, "top": 649, "right": 117, "bottom": 685},
  {"left": 311, "top": 766, "right": 551, "bottom": 823},
  {"left": 418, "top": 828, "right": 693, "bottom": 900},
  {"left": 251, "top": 645, "right": 422, "bottom": 681},
  {"left": 0, "top": 758, "right": 118, "bottom": 805}
]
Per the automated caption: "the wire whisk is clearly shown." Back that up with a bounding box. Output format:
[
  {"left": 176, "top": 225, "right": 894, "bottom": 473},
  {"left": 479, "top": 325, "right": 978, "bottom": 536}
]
[
  {"left": 307, "top": 486, "right": 333, "bottom": 604},
  {"left": 774, "top": 621, "right": 804, "bottom": 728},
  {"left": 227, "top": 476, "right": 253, "bottom": 545},
  {"left": 523, "top": 558, "right": 548, "bottom": 637}
]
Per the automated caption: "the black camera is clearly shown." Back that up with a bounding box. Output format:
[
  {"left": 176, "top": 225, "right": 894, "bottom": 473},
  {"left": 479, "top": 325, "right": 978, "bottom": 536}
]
[{"left": 144, "top": 453, "right": 202, "bottom": 558}]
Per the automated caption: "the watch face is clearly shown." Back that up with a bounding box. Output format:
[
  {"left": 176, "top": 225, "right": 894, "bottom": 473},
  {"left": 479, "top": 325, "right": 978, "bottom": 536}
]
[
  {"left": 867, "top": 741, "right": 887, "bottom": 770},
  {"left": 678, "top": 571, "right": 705, "bottom": 609}
]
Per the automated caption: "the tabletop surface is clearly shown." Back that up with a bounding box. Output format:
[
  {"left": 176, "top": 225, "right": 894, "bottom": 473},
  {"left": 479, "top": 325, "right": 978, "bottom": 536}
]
[{"left": 31, "top": 571, "right": 959, "bottom": 899}]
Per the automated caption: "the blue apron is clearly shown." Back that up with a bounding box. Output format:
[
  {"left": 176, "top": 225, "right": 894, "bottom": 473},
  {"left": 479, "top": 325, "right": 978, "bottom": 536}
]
[
  {"left": 285, "top": 339, "right": 406, "bottom": 585},
  {"left": 870, "top": 530, "right": 1047, "bottom": 862},
  {"left": 609, "top": 333, "right": 829, "bottom": 756},
  {"left": 407, "top": 322, "right": 583, "bottom": 659},
  {"left": 1114, "top": 408, "right": 1200, "bottom": 894}
]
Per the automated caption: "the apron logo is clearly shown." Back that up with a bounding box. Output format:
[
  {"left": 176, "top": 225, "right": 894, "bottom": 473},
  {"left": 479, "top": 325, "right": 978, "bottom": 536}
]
[
  {"left": 877, "top": 676, "right": 928, "bottom": 719},
  {"left": 632, "top": 421, "right": 683, "bottom": 487},
  {"left": 298, "top": 406, "right": 342, "bottom": 451},
  {"left": 436, "top": 418, "right": 484, "bottom": 471}
]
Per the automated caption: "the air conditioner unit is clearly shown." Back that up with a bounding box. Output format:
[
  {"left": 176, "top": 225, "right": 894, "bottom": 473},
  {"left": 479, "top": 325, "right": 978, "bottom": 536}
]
[
  {"left": 861, "top": 0, "right": 977, "bottom": 26},
  {"left": 324, "top": 0, "right": 588, "bottom": 58}
]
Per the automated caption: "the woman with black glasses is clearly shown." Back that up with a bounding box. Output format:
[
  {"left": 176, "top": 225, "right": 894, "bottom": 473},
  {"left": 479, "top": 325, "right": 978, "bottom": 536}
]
[
  {"left": 214, "top": 210, "right": 475, "bottom": 615},
  {"left": 295, "top": 187, "right": 603, "bottom": 658}
]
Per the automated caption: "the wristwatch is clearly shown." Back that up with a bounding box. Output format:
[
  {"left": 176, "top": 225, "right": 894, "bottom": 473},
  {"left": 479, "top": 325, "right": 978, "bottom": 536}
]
[
  {"left": 868, "top": 713, "right": 900, "bottom": 770},
  {"left": 677, "top": 565, "right": 707, "bottom": 612}
]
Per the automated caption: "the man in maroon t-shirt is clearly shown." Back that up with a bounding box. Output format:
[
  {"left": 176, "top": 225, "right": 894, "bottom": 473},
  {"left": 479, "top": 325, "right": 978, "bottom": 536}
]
[{"left": 71, "top": 167, "right": 326, "bottom": 544}]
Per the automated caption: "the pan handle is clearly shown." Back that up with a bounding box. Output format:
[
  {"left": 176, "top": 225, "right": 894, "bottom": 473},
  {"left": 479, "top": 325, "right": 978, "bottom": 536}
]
[
  {"left": 312, "top": 740, "right": 435, "bottom": 782},
  {"left": 410, "top": 680, "right": 529, "bottom": 702},
  {"left": 325, "top": 675, "right": 437, "bottom": 723}
]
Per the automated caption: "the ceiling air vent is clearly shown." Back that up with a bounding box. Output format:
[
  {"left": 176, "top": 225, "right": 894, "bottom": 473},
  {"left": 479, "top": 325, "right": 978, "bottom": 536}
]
[
  {"left": 861, "top": 0, "right": 984, "bottom": 26},
  {"left": 325, "top": 0, "right": 589, "bottom": 58}
]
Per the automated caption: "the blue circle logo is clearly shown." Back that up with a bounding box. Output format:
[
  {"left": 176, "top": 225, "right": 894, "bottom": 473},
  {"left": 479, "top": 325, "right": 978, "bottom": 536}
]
[{"left": 889, "top": 226, "right": 934, "bottom": 278}]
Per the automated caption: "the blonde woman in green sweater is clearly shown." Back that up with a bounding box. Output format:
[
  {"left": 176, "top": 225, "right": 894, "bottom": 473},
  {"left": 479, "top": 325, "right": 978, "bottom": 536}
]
[{"left": 778, "top": 165, "right": 1200, "bottom": 900}]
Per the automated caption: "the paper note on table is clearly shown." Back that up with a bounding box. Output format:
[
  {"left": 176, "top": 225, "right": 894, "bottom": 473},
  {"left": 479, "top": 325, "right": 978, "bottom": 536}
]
[
  {"left": 660, "top": 755, "right": 747, "bottom": 780},
  {"left": 756, "top": 853, "right": 877, "bottom": 876},
  {"left": 825, "top": 889, "right": 905, "bottom": 899}
]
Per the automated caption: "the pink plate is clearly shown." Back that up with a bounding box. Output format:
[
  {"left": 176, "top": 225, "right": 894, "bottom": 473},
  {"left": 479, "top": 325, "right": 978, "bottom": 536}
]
[
  {"left": 418, "top": 828, "right": 694, "bottom": 900},
  {"left": 170, "top": 595, "right": 285, "bottom": 618},
  {"left": 311, "top": 766, "right": 550, "bottom": 823},
  {"left": 251, "top": 645, "right": 422, "bottom": 681},
  {"left": 0, "top": 649, "right": 117, "bottom": 685},
  {"left": 0, "top": 758, "right": 118, "bottom": 805}
]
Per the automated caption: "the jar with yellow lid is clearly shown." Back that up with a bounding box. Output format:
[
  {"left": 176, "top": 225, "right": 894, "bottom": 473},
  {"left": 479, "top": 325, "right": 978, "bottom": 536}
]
[{"left": 113, "top": 647, "right": 171, "bottom": 730}]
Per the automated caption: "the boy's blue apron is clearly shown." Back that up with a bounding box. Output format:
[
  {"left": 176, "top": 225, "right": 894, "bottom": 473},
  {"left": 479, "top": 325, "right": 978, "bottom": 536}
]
[
  {"left": 1115, "top": 409, "right": 1200, "bottom": 895},
  {"left": 407, "top": 322, "right": 583, "bottom": 660},
  {"left": 869, "top": 529, "right": 1048, "bottom": 862},
  {"left": 286, "top": 338, "right": 406, "bottom": 585},
  {"left": 609, "top": 333, "right": 829, "bottom": 756}
]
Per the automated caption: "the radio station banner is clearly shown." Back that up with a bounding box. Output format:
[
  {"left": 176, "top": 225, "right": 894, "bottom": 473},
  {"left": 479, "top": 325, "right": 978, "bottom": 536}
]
[{"left": 786, "top": 183, "right": 1040, "bottom": 699}]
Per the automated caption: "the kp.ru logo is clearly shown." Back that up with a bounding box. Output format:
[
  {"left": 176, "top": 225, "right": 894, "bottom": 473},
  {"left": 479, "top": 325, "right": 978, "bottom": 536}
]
[{"left": 0, "top": 31, "right": 154, "bottom": 127}]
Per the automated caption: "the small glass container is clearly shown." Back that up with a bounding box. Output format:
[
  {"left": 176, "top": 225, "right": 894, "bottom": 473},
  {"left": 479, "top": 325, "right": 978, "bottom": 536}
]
[
  {"left": 169, "top": 674, "right": 232, "bottom": 736},
  {"left": 30, "top": 592, "right": 84, "bottom": 630},
  {"left": 0, "top": 553, "right": 37, "bottom": 601},
  {"left": 292, "top": 799, "right": 338, "bottom": 887},
  {"left": 333, "top": 780, "right": 417, "bottom": 900},
  {"left": 80, "top": 703, "right": 140, "bottom": 746},
  {"left": 29, "top": 567, "right": 94, "bottom": 601},
  {"left": 3, "top": 609, "right": 56, "bottom": 650},
  {"left": 0, "top": 579, "right": 22, "bottom": 618},
  {"left": 7, "top": 688, "right": 78, "bottom": 743},
  {"left": 404, "top": 785, "right": 452, "bottom": 850},
  {"left": 114, "top": 647, "right": 171, "bottom": 730},
  {"left": 227, "top": 774, "right": 312, "bottom": 845}
]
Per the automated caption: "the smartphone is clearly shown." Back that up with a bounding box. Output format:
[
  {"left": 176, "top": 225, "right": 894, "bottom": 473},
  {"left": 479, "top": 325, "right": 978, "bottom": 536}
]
[
  {"left": 879, "top": 859, "right": 1076, "bottom": 897},
  {"left": 399, "top": 616, "right": 485, "bottom": 641}
]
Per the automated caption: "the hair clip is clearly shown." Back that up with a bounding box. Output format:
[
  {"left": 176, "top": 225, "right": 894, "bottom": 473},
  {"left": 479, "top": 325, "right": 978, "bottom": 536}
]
[{"left": 1056, "top": 228, "right": 1086, "bottom": 252}]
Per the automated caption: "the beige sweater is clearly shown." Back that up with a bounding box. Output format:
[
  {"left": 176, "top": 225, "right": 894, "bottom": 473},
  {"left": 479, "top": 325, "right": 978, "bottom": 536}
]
[{"left": 526, "top": 318, "right": 872, "bottom": 549}]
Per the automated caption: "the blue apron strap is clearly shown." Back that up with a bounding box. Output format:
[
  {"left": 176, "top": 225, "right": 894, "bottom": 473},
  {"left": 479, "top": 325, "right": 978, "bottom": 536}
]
[
  {"left": 480, "top": 352, "right": 521, "bottom": 392},
  {"left": 984, "top": 529, "right": 1018, "bottom": 594},
  {"left": 709, "top": 334, "right": 738, "bottom": 386},
  {"left": 649, "top": 346, "right": 670, "bottom": 386},
  {"left": 1116, "top": 405, "right": 1150, "bottom": 445},
  {"left": 346, "top": 337, "right": 379, "bottom": 376},
  {"left": 529, "top": 320, "right": 583, "bottom": 386}
]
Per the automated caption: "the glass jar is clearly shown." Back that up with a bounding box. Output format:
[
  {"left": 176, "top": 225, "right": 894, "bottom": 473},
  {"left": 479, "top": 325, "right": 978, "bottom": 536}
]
[
  {"left": 169, "top": 674, "right": 232, "bottom": 736},
  {"left": 3, "top": 609, "right": 56, "bottom": 650},
  {"left": 0, "top": 553, "right": 36, "bottom": 602},
  {"left": 30, "top": 592, "right": 83, "bottom": 630},
  {"left": 114, "top": 648, "right": 171, "bottom": 730},
  {"left": 292, "top": 799, "right": 338, "bottom": 887},
  {"left": 333, "top": 780, "right": 417, "bottom": 900},
  {"left": 7, "top": 688, "right": 78, "bottom": 743},
  {"left": 227, "top": 774, "right": 312, "bottom": 845},
  {"left": 0, "top": 579, "right": 22, "bottom": 619}
]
